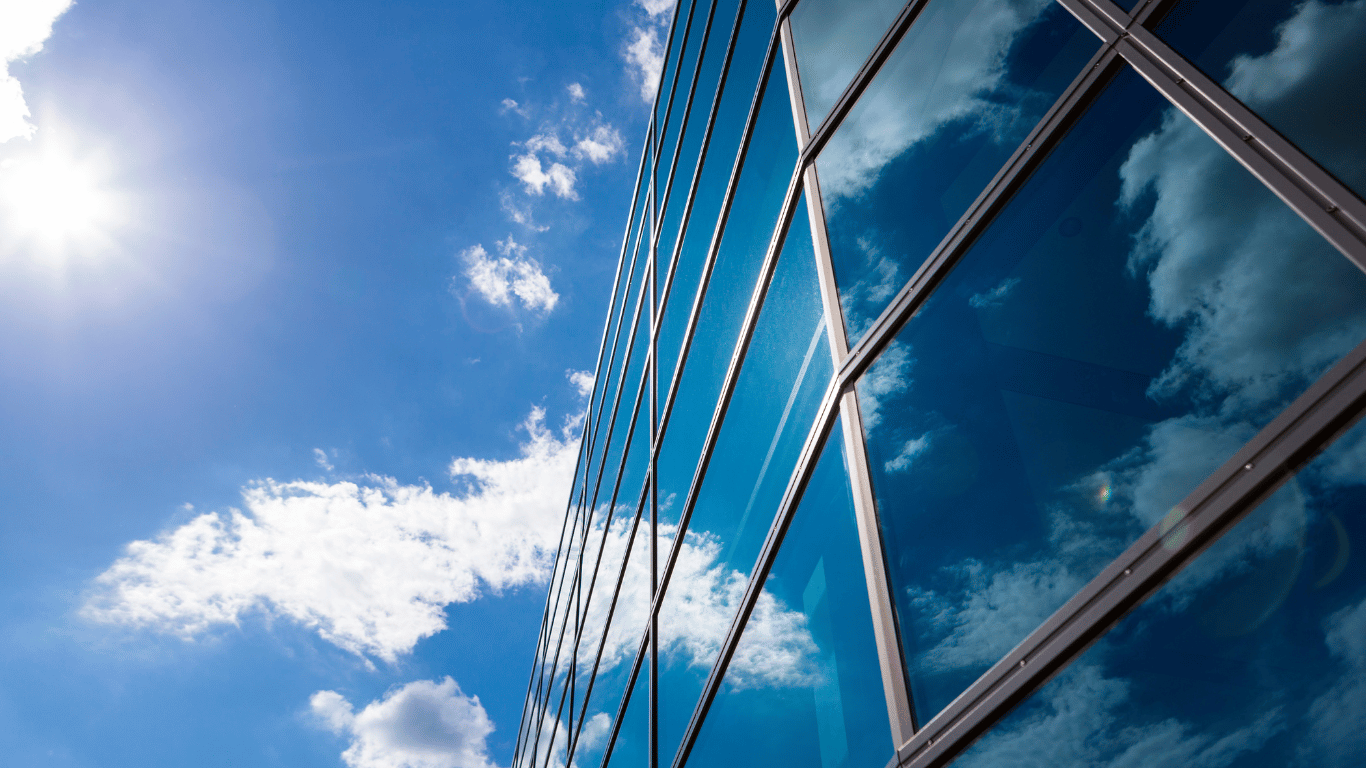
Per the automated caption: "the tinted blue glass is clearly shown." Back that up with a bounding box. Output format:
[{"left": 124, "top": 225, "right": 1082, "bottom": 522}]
[
  {"left": 1155, "top": 0, "right": 1366, "bottom": 203},
  {"left": 789, "top": 0, "right": 907, "bottom": 130},
  {"left": 656, "top": 0, "right": 744, "bottom": 277},
  {"left": 953, "top": 415, "right": 1366, "bottom": 768},
  {"left": 816, "top": 0, "right": 1098, "bottom": 342},
  {"left": 858, "top": 66, "right": 1366, "bottom": 725},
  {"left": 590, "top": 267, "right": 652, "bottom": 515},
  {"left": 658, "top": 196, "right": 833, "bottom": 763},
  {"left": 655, "top": 0, "right": 691, "bottom": 144},
  {"left": 655, "top": 58, "right": 799, "bottom": 529},
  {"left": 656, "top": 0, "right": 717, "bottom": 223},
  {"left": 604, "top": 669, "right": 649, "bottom": 768},
  {"left": 681, "top": 419, "right": 894, "bottom": 768},
  {"left": 656, "top": 0, "right": 778, "bottom": 410}
]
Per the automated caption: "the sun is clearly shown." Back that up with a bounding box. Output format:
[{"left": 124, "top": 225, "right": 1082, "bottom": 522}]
[{"left": 0, "top": 143, "right": 122, "bottom": 260}]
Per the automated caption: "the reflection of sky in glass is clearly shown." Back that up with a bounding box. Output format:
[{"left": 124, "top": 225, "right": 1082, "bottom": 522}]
[
  {"left": 789, "top": 0, "right": 907, "bottom": 129},
  {"left": 815, "top": 0, "right": 1098, "bottom": 343},
  {"left": 681, "top": 422, "right": 894, "bottom": 768},
  {"left": 953, "top": 415, "right": 1366, "bottom": 768},
  {"left": 855, "top": 66, "right": 1366, "bottom": 726},
  {"left": 1156, "top": 0, "right": 1366, "bottom": 204},
  {"left": 657, "top": 0, "right": 774, "bottom": 410},
  {"left": 658, "top": 195, "right": 832, "bottom": 763}
]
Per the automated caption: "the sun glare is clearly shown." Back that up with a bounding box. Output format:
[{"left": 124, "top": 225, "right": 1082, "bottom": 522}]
[{"left": 0, "top": 145, "right": 122, "bottom": 260}]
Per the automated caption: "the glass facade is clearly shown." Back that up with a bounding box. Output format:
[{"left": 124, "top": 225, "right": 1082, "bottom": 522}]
[{"left": 515, "top": 0, "right": 1366, "bottom": 767}]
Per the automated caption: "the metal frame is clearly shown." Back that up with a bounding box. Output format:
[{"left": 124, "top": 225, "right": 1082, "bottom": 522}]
[{"left": 515, "top": 0, "right": 1366, "bottom": 765}]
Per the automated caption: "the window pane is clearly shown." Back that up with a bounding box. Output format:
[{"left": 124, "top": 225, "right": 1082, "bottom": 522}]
[
  {"left": 604, "top": 668, "right": 649, "bottom": 768},
  {"left": 817, "top": 0, "right": 1098, "bottom": 342},
  {"left": 789, "top": 0, "right": 907, "bottom": 130},
  {"left": 657, "top": 0, "right": 715, "bottom": 212},
  {"left": 657, "top": 197, "right": 833, "bottom": 764},
  {"left": 952, "top": 413, "right": 1366, "bottom": 768},
  {"left": 1155, "top": 0, "right": 1366, "bottom": 202},
  {"left": 680, "top": 419, "right": 893, "bottom": 768},
  {"left": 655, "top": 58, "right": 799, "bottom": 527},
  {"left": 657, "top": 0, "right": 775, "bottom": 397},
  {"left": 857, "top": 66, "right": 1366, "bottom": 725}
]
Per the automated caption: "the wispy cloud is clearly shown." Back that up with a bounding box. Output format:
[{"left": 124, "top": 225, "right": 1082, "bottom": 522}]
[
  {"left": 0, "top": 0, "right": 73, "bottom": 144},
  {"left": 459, "top": 238, "right": 560, "bottom": 313},
  {"left": 623, "top": 0, "right": 675, "bottom": 102},
  {"left": 566, "top": 83, "right": 586, "bottom": 103},
  {"left": 311, "top": 678, "right": 500, "bottom": 768},
  {"left": 83, "top": 406, "right": 579, "bottom": 662}
]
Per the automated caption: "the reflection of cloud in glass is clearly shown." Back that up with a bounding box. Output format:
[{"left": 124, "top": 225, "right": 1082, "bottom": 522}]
[
  {"left": 954, "top": 663, "right": 1284, "bottom": 768},
  {"left": 857, "top": 341, "right": 913, "bottom": 432},
  {"left": 1304, "top": 596, "right": 1366, "bottom": 767},
  {"left": 817, "top": 0, "right": 1053, "bottom": 203}
]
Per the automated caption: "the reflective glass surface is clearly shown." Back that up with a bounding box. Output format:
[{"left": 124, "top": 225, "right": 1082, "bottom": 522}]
[
  {"left": 604, "top": 669, "right": 649, "bottom": 768},
  {"left": 657, "top": 196, "right": 832, "bottom": 762},
  {"left": 1155, "top": 0, "right": 1366, "bottom": 202},
  {"left": 789, "top": 0, "right": 907, "bottom": 130},
  {"left": 681, "top": 419, "right": 894, "bottom": 768},
  {"left": 655, "top": 58, "right": 799, "bottom": 522},
  {"left": 656, "top": 0, "right": 744, "bottom": 281},
  {"left": 656, "top": 0, "right": 715, "bottom": 215},
  {"left": 857, "top": 66, "right": 1366, "bottom": 725},
  {"left": 952, "top": 414, "right": 1366, "bottom": 768},
  {"left": 657, "top": 0, "right": 778, "bottom": 407},
  {"left": 816, "top": 0, "right": 1097, "bottom": 342},
  {"left": 655, "top": 0, "right": 691, "bottom": 151}
]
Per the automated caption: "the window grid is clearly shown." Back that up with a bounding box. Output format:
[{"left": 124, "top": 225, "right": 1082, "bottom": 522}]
[{"left": 514, "top": 0, "right": 1366, "bottom": 766}]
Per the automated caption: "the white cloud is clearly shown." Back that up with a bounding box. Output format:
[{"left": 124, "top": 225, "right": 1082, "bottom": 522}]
[
  {"left": 0, "top": 0, "right": 72, "bottom": 144},
  {"left": 499, "top": 191, "right": 549, "bottom": 232},
  {"left": 623, "top": 0, "right": 674, "bottom": 102},
  {"left": 969, "top": 276, "right": 1021, "bottom": 309},
  {"left": 311, "top": 678, "right": 499, "bottom": 768},
  {"left": 566, "top": 369, "right": 594, "bottom": 399},
  {"left": 884, "top": 434, "right": 930, "bottom": 472},
  {"left": 314, "top": 448, "right": 336, "bottom": 472},
  {"left": 857, "top": 341, "right": 912, "bottom": 432},
  {"left": 1303, "top": 595, "right": 1366, "bottom": 767},
  {"left": 956, "top": 663, "right": 1283, "bottom": 768},
  {"left": 460, "top": 240, "right": 560, "bottom": 313},
  {"left": 510, "top": 153, "right": 578, "bottom": 200},
  {"left": 572, "top": 125, "right": 623, "bottom": 165},
  {"left": 566, "top": 83, "right": 586, "bottom": 103},
  {"left": 83, "top": 407, "right": 579, "bottom": 662},
  {"left": 498, "top": 98, "right": 529, "bottom": 118}
]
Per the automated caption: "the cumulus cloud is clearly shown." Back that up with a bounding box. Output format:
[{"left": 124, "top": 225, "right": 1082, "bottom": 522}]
[
  {"left": 816, "top": 0, "right": 1054, "bottom": 202},
  {"left": 956, "top": 663, "right": 1283, "bottom": 768},
  {"left": 572, "top": 125, "right": 623, "bottom": 165},
  {"left": 623, "top": 0, "right": 675, "bottom": 102},
  {"left": 566, "top": 369, "right": 595, "bottom": 399},
  {"left": 311, "top": 679, "right": 499, "bottom": 768},
  {"left": 0, "top": 0, "right": 72, "bottom": 144},
  {"left": 498, "top": 98, "right": 529, "bottom": 118},
  {"left": 510, "top": 152, "right": 578, "bottom": 200},
  {"left": 459, "top": 239, "right": 559, "bottom": 313},
  {"left": 83, "top": 407, "right": 579, "bottom": 661},
  {"left": 566, "top": 83, "right": 586, "bottom": 103}
]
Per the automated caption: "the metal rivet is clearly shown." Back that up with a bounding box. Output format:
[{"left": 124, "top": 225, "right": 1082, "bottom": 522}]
[
  {"left": 1245, "top": 462, "right": 1254, "bottom": 470},
  {"left": 1327, "top": 205, "right": 1340, "bottom": 213},
  {"left": 1176, "top": 77, "right": 1184, "bottom": 84},
  {"left": 1019, "top": 659, "right": 1027, "bottom": 668},
  {"left": 1242, "top": 134, "right": 1252, "bottom": 141},
  {"left": 1123, "top": 568, "right": 1131, "bottom": 576}
]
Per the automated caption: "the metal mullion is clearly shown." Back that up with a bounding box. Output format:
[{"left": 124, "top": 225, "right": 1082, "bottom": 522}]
[
  {"left": 652, "top": 0, "right": 691, "bottom": 156},
  {"left": 652, "top": 0, "right": 751, "bottom": 361},
  {"left": 649, "top": 155, "right": 661, "bottom": 768},
  {"left": 650, "top": 0, "right": 721, "bottom": 253},
  {"left": 776, "top": 11, "right": 917, "bottom": 745},
  {"left": 889, "top": 330, "right": 1366, "bottom": 768},
  {"left": 668, "top": 365, "right": 845, "bottom": 768},
  {"left": 653, "top": 0, "right": 702, "bottom": 180},
  {"left": 835, "top": 43, "right": 1120, "bottom": 391}
]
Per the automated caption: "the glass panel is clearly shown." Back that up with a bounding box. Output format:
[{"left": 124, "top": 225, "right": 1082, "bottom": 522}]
[
  {"left": 789, "top": 0, "right": 907, "bottom": 130},
  {"left": 655, "top": 58, "right": 799, "bottom": 528},
  {"left": 657, "top": 196, "right": 833, "bottom": 762},
  {"left": 571, "top": 504, "right": 653, "bottom": 768},
  {"left": 655, "top": 0, "right": 689, "bottom": 135},
  {"left": 858, "top": 66, "right": 1366, "bottom": 725},
  {"left": 817, "top": 0, "right": 1098, "bottom": 342},
  {"left": 680, "top": 419, "right": 894, "bottom": 768},
  {"left": 657, "top": 0, "right": 719, "bottom": 224},
  {"left": 657, "top": 0, "right": 778, "bottom": 408},
  {"left": 656, "top": 0, "right": 745, "bottom": 275},
  {"left": 1155, "top": 0, "right": 1366, "bottom": 202},
  {"left": 589, "top": 271, "right": 652, "bottom": 515},
  {"left": 952, "top": 413, "right": 1366, "bottom": 768},
  {"left": 604, "top": 668, "right": 650, "bottom": 768}
]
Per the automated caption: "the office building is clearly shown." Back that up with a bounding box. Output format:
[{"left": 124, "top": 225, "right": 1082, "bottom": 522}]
[{"left": 514, "top": 0, "right": 1366, "bottom": 766}]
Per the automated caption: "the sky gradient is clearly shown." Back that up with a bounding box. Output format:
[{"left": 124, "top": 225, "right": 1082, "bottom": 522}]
[{"left": 0, "top": 1, "right": 673, "bottom": 765}]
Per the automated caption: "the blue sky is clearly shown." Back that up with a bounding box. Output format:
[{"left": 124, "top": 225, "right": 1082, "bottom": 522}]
[{"left": 0, "top": 1, "right": 673, "bottom": 765}]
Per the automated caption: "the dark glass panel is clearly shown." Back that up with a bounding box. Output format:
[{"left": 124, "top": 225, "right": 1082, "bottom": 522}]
[
  {"left": 857, "top": 66, "right": 1366, "bottom": 724},
  {"left": 789, "top": 0, "right": 907, "bottom": 131},
  {"left": 654, "top": 58, "right": 799, "bottom": 525},
  {"left": 1155, "top": 0, "right": 1366, "bottom": 203},
  {"left": 657, "top": 196, "right": 833, "bottom": 762},
  {"left": 680, "top": 419, "right": 894, "bottom": 768},
  {"left": 952, "top": 414, "right": 1366, "bottom": 768},
  {"left": 817, "top": 0, "right": 1098, "bottom": 342},
  {"left": 657, "top": 0, "right": 779, "bottom": 410}
]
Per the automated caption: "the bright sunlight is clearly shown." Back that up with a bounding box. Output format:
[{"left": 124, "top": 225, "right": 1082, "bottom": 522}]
[{"left": 0, "top": 143, "right": 121, "bottom": 260}]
